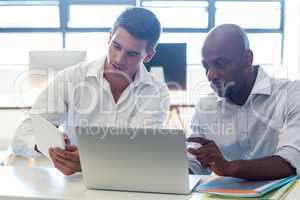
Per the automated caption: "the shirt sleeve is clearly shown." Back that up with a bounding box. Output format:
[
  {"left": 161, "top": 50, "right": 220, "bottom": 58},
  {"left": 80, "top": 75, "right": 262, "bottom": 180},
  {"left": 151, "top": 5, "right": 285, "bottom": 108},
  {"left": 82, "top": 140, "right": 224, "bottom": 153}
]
[
  {"left": 11, "top": 70, "right": 68, "bottom": 158},
  {"left": 274, "top": 82, "right": 300, "bottom": 176},
  {"left": 274, "top": 146, "right": 300, "bottom": 176}
]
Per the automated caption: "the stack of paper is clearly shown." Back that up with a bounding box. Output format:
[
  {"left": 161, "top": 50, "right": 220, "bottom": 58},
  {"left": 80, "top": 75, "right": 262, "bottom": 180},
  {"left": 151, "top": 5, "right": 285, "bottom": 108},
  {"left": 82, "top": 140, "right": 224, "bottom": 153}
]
[{"left": 195, "top": 175, "right": 298, "bottom": 198}]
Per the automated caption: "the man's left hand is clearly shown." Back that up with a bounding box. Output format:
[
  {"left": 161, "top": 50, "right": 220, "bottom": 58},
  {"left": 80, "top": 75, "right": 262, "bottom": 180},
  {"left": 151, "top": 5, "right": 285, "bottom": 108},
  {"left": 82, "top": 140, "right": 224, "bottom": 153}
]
[{"left": 49, "top": 145, "right": 81, "bottom": 176}]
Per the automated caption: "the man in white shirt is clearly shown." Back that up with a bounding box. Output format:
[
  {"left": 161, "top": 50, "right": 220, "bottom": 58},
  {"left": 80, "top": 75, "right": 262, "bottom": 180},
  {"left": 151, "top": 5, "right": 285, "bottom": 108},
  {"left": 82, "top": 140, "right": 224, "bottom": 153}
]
[
  {"left": 12, "top": 7, "right": 169, "bottom": 175},
  {"left": 187, "top": 24, "right": 299, "bottom": 180}
]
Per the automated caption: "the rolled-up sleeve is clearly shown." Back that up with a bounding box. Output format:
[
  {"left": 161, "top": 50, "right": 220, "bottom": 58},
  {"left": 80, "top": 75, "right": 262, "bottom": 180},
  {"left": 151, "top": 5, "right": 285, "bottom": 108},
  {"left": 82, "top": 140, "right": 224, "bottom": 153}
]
[
  {"left": 11, "top": 116, "right": 41, "bottom": 158},
  {"left": 11, "top": 70, "right": 67, "bottom": 158},
  {"left": 274, "top": 82, "right": 300, "bottom": 176},
  {"left": 274, "top": 146, "right": 300, "bottom": 175}
]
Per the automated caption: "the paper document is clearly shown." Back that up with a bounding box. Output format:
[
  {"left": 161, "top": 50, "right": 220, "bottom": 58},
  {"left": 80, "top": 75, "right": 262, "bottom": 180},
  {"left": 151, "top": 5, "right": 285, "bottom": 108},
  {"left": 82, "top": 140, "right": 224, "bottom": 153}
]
[
  {"left": 31, "top": 114, "right": 65, "bottom": 159},
  {"left": 195, "top": 175, "right": 298, "bottom": 198}
]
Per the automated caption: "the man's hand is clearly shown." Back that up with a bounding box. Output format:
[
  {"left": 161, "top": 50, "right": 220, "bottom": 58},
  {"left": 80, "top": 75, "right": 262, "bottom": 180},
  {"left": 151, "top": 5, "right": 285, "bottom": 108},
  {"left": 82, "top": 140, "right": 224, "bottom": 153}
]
[
  {"left": 187, "top": 137, "right": 233, "bottom": 176},
  {"left": 49, "top": 145, "right": 81, "bottom": 176}
]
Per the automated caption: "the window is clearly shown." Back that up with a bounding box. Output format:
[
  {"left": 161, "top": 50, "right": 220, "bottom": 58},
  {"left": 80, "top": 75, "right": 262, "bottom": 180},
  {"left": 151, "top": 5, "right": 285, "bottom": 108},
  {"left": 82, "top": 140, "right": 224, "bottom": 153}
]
[
  {"left": 215, "top": 1, "right": 281, "bottom": 29},
  {"left": 0, "top": 33, "right": 62, "bottom": 65},
  {"left": 68, "top": 5, "right": 130, "bottom": 28},
  {"left": 142, "top": 1, "right": 208, "bottom": 28},
  {"left": 0, "top": 0, "right": 284, "bottom": 67},
  {"left": 143, "top": 0, "right": 283, "bottom": 66},
  {"left": 0, "top": 5, "right": 59, "bottom": 28},
  {"left": 66, "top": 32, "right": 110, "bottom": 61},
  {"left": 248, "top": 33, "right": 282, "bottom": 65}
]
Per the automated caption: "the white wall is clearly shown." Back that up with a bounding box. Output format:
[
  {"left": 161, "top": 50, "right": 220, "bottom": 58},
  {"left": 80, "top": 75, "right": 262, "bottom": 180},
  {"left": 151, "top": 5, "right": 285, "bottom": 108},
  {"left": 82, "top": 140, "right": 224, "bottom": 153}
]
[{"left": 283, "top": 0, "right": 300, "bottom": 80}]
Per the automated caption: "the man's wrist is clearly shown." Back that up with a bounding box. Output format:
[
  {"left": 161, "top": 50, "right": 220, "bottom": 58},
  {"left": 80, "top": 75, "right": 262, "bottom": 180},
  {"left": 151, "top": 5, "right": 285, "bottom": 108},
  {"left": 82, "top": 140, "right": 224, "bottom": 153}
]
[{"left": 224, "top": 160, "right": 240, "bottom": 177}]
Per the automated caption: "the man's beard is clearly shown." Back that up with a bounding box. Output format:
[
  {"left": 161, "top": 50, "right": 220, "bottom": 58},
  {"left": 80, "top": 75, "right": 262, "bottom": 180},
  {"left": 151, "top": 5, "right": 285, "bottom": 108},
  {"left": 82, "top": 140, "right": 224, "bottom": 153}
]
[{"left": 211, "top": 81, "right": 235, "bottom": 98}]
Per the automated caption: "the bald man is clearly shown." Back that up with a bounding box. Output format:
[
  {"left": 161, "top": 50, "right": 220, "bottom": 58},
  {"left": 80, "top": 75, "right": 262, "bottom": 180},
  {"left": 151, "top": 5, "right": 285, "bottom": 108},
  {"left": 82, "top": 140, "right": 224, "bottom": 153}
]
[{"left": 187, "top": 24, "right": 300, "bottom": 180}]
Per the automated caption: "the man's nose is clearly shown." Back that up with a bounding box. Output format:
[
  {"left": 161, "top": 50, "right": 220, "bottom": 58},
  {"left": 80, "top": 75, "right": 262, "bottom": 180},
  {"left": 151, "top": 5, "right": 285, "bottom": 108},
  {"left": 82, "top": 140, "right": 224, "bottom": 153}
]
[
  {"left": 206, "top": 66, "right": 219, "bottom": 81},
  {"left": 115, "top": 52, "right": 126, "bottom": 66}
]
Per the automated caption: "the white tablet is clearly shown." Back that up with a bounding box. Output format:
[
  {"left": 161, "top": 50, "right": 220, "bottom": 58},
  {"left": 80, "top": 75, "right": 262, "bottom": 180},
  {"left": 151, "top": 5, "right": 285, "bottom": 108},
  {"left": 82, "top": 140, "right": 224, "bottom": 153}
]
[{"left": 31, "top": 114, "right": 65, "bottom": 159}]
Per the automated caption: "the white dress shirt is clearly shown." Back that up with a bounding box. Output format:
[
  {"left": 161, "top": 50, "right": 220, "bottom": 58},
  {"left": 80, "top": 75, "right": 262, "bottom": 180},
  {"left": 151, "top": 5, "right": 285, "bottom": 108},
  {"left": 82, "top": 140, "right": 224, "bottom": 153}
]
[
  {"left": 189, "top": 66, "right": 300, "bottom": 176},
  {"left": 12, "top": 57, "right": 170, "bottom": 157}
]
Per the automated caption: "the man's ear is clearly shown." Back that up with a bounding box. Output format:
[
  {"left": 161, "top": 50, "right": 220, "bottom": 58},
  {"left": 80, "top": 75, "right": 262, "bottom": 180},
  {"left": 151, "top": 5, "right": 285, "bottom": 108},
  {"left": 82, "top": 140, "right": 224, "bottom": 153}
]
[
  {"left": 143, "top": 49, "right": 156, "bottom": 63},
  {"left": 244, "top": 50, "right": 253, "bottom": 67}
]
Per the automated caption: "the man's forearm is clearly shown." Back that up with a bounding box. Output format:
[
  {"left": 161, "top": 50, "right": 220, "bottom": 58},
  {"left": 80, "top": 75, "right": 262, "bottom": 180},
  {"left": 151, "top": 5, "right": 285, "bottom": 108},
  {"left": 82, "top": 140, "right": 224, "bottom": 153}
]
[{"left": 226, "top": 155, "right": 296, "bottom": 180}]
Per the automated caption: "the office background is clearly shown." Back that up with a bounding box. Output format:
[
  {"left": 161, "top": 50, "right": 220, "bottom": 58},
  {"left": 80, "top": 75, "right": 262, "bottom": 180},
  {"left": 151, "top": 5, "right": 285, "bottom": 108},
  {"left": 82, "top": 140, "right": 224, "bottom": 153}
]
[{"left": 0, "top": 0, "right": 299, "bottom": 152}]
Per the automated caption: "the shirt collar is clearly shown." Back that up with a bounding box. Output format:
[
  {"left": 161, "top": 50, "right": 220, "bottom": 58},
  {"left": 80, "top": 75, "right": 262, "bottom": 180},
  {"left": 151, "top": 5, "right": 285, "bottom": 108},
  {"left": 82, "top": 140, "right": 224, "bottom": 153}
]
[
  {"left": 215, "top": 65, "right": 272, "bottom": 103},
  {"left": 131, "top": 62, "right": 154, "bottom": 87},
  {"left": 86, "top": 56, "right": 153, "bottom": 87},
  {"left": 250, "top": 65, "right": 272, "bottom": 96},
  {"left": 86, "top": 57, "right": 106, "bottom": 81}
]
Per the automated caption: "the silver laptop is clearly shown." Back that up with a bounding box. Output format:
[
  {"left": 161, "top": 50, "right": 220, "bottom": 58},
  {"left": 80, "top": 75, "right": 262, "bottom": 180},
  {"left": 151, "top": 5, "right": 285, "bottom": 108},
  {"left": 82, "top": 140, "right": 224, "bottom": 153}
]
[{"left": 75, "top": 127, "right": 201, "bottom": 194}]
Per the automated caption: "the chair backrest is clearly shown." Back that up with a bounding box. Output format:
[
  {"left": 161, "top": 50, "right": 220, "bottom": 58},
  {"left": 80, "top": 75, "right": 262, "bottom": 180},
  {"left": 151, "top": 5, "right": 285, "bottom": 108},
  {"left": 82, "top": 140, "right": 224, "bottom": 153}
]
[{"left": 29, "top": 50, "right": 87, "bottom": 70}]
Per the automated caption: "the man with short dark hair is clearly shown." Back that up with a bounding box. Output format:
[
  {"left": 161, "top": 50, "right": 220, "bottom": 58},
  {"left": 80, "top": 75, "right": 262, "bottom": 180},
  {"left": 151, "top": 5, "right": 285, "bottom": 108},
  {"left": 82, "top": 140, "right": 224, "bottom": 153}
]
[
  {"left": 188, "top": 24, "right": 299, "bottom": 180},
  {"left": 12, "top": 7, "right": 169, "bottom": 175},
  {"left": 111, "top": 7, "right": 161, "bottom": 51}
]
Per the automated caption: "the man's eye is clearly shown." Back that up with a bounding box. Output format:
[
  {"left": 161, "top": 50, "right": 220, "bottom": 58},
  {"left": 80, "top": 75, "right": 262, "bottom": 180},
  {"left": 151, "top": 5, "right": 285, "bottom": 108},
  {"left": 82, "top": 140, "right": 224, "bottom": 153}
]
[
  {"left": 113, "top": 45, "right": 121, "bottom": 50},
  {"left": 215, "top": 62, "right": 225, "bottom": 69},
  {"left": 128, "top": 52, "right": 139, "bottom": 57},
  {"left": 202, "top": 62, "right": 209, "bottom": 71}
]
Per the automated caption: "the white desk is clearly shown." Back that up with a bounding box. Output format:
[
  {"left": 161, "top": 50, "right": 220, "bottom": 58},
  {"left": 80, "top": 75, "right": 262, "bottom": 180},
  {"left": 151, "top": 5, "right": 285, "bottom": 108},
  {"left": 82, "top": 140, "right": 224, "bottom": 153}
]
[
  {"left": 0, "top": 166, "right": 209, "bottom": 200},
  {"left": 0, "top": 166, "right": 299, "bottom": 200}
]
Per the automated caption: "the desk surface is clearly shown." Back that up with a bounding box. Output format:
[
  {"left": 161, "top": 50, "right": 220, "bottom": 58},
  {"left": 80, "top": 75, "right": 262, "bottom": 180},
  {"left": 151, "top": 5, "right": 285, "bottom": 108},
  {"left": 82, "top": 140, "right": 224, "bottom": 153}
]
[
  {"left": 0, "top": 165, "right": 299, "bottom": 200},
  {"left": 0, "top": 166, "right": 209, "bottom": 200}
]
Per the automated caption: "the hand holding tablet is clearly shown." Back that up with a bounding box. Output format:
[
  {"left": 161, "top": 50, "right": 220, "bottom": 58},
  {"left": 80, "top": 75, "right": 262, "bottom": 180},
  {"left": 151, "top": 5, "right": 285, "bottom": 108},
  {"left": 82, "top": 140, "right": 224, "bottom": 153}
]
[{"left": 31, "top": 114, "right": 65, "bottom": 159}]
